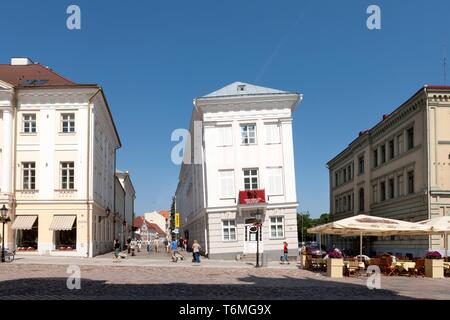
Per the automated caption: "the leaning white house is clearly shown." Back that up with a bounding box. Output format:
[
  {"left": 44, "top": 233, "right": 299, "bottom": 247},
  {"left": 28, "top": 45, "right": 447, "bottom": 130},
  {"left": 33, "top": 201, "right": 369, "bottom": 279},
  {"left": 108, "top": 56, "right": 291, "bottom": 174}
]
[{"left": 175, "top": 82, "right": 302, "bottom": 260}]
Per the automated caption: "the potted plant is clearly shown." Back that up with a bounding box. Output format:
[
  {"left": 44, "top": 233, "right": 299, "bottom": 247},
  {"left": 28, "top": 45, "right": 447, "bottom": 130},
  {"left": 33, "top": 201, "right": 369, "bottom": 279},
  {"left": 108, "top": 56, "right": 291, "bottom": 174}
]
[
  {"left": 425, "top": 251, "right": 444, "bottom": 278},
  {"left": 327, "top": 250, "right": 344, "bottom": 278}
]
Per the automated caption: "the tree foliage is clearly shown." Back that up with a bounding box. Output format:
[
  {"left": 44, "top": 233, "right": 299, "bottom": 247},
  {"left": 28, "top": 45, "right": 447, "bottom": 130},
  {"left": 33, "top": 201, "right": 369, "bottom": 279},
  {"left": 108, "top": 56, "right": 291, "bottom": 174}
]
[{"left": 297, "top": 212, "right": 330, "bottom": 243}]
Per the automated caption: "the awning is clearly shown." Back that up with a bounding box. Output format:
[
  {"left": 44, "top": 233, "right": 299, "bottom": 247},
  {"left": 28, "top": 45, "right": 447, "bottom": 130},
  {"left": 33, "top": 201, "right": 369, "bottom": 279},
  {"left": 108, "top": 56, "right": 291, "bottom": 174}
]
[
  {"left": 12, "top": 215, "right": 38, "bottom": 230},
  {"left": 49, "top": 215, "right": 76, "bottom": 231}
]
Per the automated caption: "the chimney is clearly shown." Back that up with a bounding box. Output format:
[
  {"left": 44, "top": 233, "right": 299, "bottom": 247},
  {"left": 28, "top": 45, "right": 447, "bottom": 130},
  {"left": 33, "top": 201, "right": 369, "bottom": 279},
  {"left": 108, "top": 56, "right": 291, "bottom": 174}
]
[{"left": 10, "top": 57, "right": 34, "bottom": 66}]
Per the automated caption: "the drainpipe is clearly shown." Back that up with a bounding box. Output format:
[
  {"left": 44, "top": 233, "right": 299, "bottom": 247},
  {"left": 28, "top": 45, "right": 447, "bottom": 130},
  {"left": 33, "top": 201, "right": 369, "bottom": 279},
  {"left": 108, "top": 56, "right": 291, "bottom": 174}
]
[
  {"left": 87, "top": 88, "right": 102, "bottom": 257},
  {"left": 11, "top": 88, "right": 18, "bottom": 250},
  {"left": 425, "top": 86, "right": 432, "bottom": 252}
]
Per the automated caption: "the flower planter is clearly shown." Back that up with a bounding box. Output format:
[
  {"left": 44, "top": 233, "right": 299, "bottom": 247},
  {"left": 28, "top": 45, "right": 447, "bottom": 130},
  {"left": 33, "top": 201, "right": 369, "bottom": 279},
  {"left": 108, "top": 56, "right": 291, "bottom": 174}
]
[
  {"left": 425, "top": 259, "right": 444, "bottom": 278},
  {"left": 327, "top": 258, "right": 344, "bottom": 278}
]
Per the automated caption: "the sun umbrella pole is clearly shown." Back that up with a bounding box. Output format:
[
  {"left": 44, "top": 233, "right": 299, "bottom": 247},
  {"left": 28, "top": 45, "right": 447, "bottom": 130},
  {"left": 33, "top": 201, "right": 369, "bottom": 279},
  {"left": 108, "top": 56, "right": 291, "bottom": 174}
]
[
  {"left": 445, "top": 232, "right": 448, "bottom": 260},
  {"left": 360, "top": 232, "right": 363, "bottom": 263}
]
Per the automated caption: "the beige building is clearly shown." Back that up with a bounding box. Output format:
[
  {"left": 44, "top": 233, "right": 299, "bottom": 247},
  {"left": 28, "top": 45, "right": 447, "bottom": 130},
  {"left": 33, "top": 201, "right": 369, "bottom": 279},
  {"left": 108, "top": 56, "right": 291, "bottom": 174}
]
[
  {"left": 0, "top": 57, "right": 132, "bottom": 257},
  {"left": 328, "top": 85, "right": 450, "bottom": 257}
]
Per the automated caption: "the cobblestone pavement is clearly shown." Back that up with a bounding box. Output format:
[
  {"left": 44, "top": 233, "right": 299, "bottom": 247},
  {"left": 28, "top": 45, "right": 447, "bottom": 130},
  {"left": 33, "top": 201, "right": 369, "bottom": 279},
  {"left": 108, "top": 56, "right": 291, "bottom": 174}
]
[{"left": 1, "top": 260, "right": 449, "bottom": 300}]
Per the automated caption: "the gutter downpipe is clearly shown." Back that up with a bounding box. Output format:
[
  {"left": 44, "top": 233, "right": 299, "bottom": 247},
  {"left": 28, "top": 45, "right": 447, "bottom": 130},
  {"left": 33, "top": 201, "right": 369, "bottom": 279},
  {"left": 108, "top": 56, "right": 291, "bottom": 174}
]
[
  {"left": 11, "top": 88, "right": 18, "bottom": 250},
  {"left": 195, "top": 98, "right": 209, "bottom": 257},
  {"left": 425, "top": 86, "right": 432, "bottom": 253},
  {"left": 87, "top": 88, "right": 102, "bottom": 258}
]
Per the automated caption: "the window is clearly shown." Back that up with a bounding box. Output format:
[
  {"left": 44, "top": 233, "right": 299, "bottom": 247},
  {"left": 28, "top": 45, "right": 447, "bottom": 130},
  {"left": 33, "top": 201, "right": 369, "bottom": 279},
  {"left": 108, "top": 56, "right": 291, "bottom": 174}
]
[
  {"left": 22, "top": 162, "right": 36, "bottom": 190},
  {"left": 343, "top": 196, "right": 347, "bottom": 211},
  {"left": 219, "top": 170, "right": 235, "bottom": 199},
  {"left": 270, "top": 217, "right": 284, "bottom": 238},
  {"left": 23, "top": 114, "right": 36, "bottom": 133},
  {"left": 343, "top": 168, "right": 347, "bottom": 183},
  {"left": 222, "top": 220, "right": 236, "bottom": 241},
  {"left": 380, "top": 181, "right": 386, "bottom": 201},
  {"left": 335, "top": 198, "right": 339, "bottom": 213},
  {"left": 359, "top": 189, "right": 365, "bottom": 212},
  {"left": 358, "top": 156, "right": 365, "bottom": 174},
  {"left": 265, "top": 123, "right": 280, "bottom": 144},
  {"left": 267, "top": 167, "right": 283, "bottom": 195},
  {"left": 240, "top": 124, "right": 256, "bottom": 145},
  {"left": 61, "top": 113, "right": 75, "bottom": 133},
  {"left": 347, "top": 165, "right": 352, "bottom": 181},
  {"left": 335, "top": 172, "right": 339, "bottom": 187},
  {"left": 217, "top": 126, "right": 233, "bottom": 146},
  {"left": 397, "top": 134, "right": 404, "bottom": 155},
  {"left": 243, "top": 169, "right": 258, "bottom": 190},
  {"left": 61, "top": 162, "right": 75, "bottom": 190},
  {"left": 381, "top": 145, "right": 386, "bottom": 164},
  {"left": 389, "top": 140, "right": 395, "bottom": 159},
  {"left": 373, "top": 149, "right": 379, "bottom": 167},
  {"left": 347, "top": 194, "right": 352, "bottom": 211},
  {"left": 407, "top": 171, "right": 414, "bottom": 194},
  {"left": 407, "top": 127, "right": 414, "bottom": 150},
  {"left": 389, "top": 178, "right": 395, "bottom": 199},
  {"left": 397, "top": 174, "right": 404, "bottom": 197}
]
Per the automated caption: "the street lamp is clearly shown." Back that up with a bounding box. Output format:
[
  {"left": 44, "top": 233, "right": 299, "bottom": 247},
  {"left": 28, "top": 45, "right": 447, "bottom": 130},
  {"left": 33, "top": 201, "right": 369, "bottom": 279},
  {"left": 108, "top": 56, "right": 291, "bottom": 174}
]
[
  {"left": 1, "top": 205, "right": 10, "bottom": 263},
  {"left": 255, "top": 210, "right": 262, "bottom": 268}
]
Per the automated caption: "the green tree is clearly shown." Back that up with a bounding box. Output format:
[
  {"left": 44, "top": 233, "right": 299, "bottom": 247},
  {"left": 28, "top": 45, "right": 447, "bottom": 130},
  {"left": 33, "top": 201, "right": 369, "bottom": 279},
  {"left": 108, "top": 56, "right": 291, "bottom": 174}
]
[
  {"left": 170, "top": 196, "right": 176, "bottom": 235},
  {"left": 297, "top": 212, "right": 330, "bottom": 243}
]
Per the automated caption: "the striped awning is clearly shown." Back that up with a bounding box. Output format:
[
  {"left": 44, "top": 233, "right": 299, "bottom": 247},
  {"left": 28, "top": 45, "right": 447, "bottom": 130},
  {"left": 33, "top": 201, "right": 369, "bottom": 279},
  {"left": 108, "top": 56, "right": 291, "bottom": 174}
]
[
  {"left": 49, "top": 215, "right": 76, "bottom": 231},
  {"left": 12, "top": 215, "right": 38, "bottom": 230}
]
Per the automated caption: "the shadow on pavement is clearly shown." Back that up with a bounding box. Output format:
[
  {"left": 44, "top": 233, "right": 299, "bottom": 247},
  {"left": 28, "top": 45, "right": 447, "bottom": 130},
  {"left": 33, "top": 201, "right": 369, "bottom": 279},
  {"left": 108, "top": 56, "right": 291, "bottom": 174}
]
[{"left": 0, "top": 275, "right": 415, "bottom": 300}]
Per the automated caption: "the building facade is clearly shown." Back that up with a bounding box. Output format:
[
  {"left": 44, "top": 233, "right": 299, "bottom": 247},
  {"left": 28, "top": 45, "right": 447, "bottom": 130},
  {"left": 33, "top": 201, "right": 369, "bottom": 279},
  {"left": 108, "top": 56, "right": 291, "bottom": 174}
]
[
  {"left": 0, "top": 57, "right": 129, "bottom": 257},
  {"left": 115, "top": 170, "right": 136, "bottom": 245},
  {"left": 328, "top": 85, "right": 450, "bottom": 257},
  {"left": 175, "top": 82, "right": 301, "bottom": 260},
  {"left": 144, "top": 210, "right": 169, "bottom": 237}
]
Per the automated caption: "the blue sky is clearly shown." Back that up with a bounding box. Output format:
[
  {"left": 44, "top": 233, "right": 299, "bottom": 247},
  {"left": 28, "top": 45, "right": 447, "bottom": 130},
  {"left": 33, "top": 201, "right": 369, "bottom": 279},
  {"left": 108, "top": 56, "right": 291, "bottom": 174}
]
[{"left": 1, "top": 1, "right": 450, "bottom": 217}]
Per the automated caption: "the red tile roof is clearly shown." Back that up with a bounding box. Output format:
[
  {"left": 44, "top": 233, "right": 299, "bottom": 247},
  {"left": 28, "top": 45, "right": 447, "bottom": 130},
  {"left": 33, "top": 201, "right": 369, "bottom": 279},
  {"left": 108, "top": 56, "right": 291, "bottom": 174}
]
[
  {"left": 159, "top": 210, "right": 169, "bottom": 220},
  {"left": 133, "top": 216, "right": 165, "bottom": 235},
  {"left": 0, "top": 63, "right": 76, "bottom": 87}
]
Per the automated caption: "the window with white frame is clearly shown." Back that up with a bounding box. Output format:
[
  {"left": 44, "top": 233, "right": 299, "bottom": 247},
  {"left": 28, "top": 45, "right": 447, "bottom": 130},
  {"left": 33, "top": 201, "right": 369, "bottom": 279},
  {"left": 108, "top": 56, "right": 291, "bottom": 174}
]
[
  {"left": 270, "top": 217, "right": 284, "bottom": 238},
  {"left": 265, "top": 123, "right": 280, "bottom": 144},
  {"left": 243, "top": 169, "right": 258, "bottom": 190},
  {"left": 61, "top": 162, "right": 75, "bottom": 190},
  {"left": 61, "top": 113, "right": 75, "bottom": 133},
  {"left": 240, "top": 124, "right": 256, "bottom": 145},
  {"left": 217, "top": 125, "right": 233, "bottom": 146},
  {"left": 267, "top": 167, "right": 283, "bottom": 195},
  {"left": 22, "top": 162, "right": 36, "bottom": 190},
  {"left": 219, "top": 170, "right": 235, "bottom": 199},
  {"left": 222, "top": 220, "right": 237, "bottom": 241},
  {"left": 22, "top": 114, "right": 36, "bottom": 133}
]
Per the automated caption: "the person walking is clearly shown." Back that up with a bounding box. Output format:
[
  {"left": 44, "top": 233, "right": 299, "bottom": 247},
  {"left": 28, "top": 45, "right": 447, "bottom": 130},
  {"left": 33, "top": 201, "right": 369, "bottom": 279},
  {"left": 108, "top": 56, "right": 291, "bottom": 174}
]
[
  {"left": 153, "top": 237, "right": 159, "bottom": 253},
  {"left": 126, "top": 237, "right": 132, "bottom": 254},
  {"left": 183, "top": 238, "right": 188, "bottom": 252},
  {"left": 280, "top": 242, "right": 289, "bottom": 264},
  {"left": 113, "top": 239, "right": 121, "bottom": 261},
  {"left": 192, "top": 240, "right": 201, "bottom": 263},
  {"left": 171, "top": 239, "right": 179, "bottom": 262}
]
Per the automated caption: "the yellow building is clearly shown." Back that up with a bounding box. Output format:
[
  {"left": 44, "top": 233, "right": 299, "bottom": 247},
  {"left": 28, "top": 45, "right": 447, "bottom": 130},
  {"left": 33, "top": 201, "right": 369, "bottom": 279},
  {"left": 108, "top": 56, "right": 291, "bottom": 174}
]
[
  {"left": 0, "top": 57, "right": 130, "bottom": 257},
  {"left": 328, "top": 85, "right": 450, "bottom": 257}
]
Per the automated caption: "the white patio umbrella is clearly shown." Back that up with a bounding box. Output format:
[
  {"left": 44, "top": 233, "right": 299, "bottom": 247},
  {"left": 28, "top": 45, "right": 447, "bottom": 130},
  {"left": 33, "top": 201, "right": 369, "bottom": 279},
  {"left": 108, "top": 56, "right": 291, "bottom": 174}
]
[
  {"left": 417, "top": 216, "right": 450, "bottom": 259},
  {"left": 307, "top": 214, "right": 427, "bottom": 261}
]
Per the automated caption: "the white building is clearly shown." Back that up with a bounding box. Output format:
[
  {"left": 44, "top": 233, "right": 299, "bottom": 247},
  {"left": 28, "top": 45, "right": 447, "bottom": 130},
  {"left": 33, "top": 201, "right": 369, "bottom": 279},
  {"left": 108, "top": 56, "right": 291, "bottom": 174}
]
[
  {"left": 175, "top": 82, "right": 302, "bottom": 260},
  {"left": 115, "top": 170, "right": 136, "bottom": 245},
  {"left": 0, "top": 57, "right": 126, "bottom": 257},
  {"left": 144, "top": 210, "right": 169, "bottom": 236}
]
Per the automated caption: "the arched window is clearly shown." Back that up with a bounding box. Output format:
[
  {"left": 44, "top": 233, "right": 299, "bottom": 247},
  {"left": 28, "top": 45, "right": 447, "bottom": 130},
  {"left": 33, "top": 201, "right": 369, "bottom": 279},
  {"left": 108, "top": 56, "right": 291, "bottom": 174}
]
[{"left": 359, "top": 188, "right": 365, "bottom": 212}]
